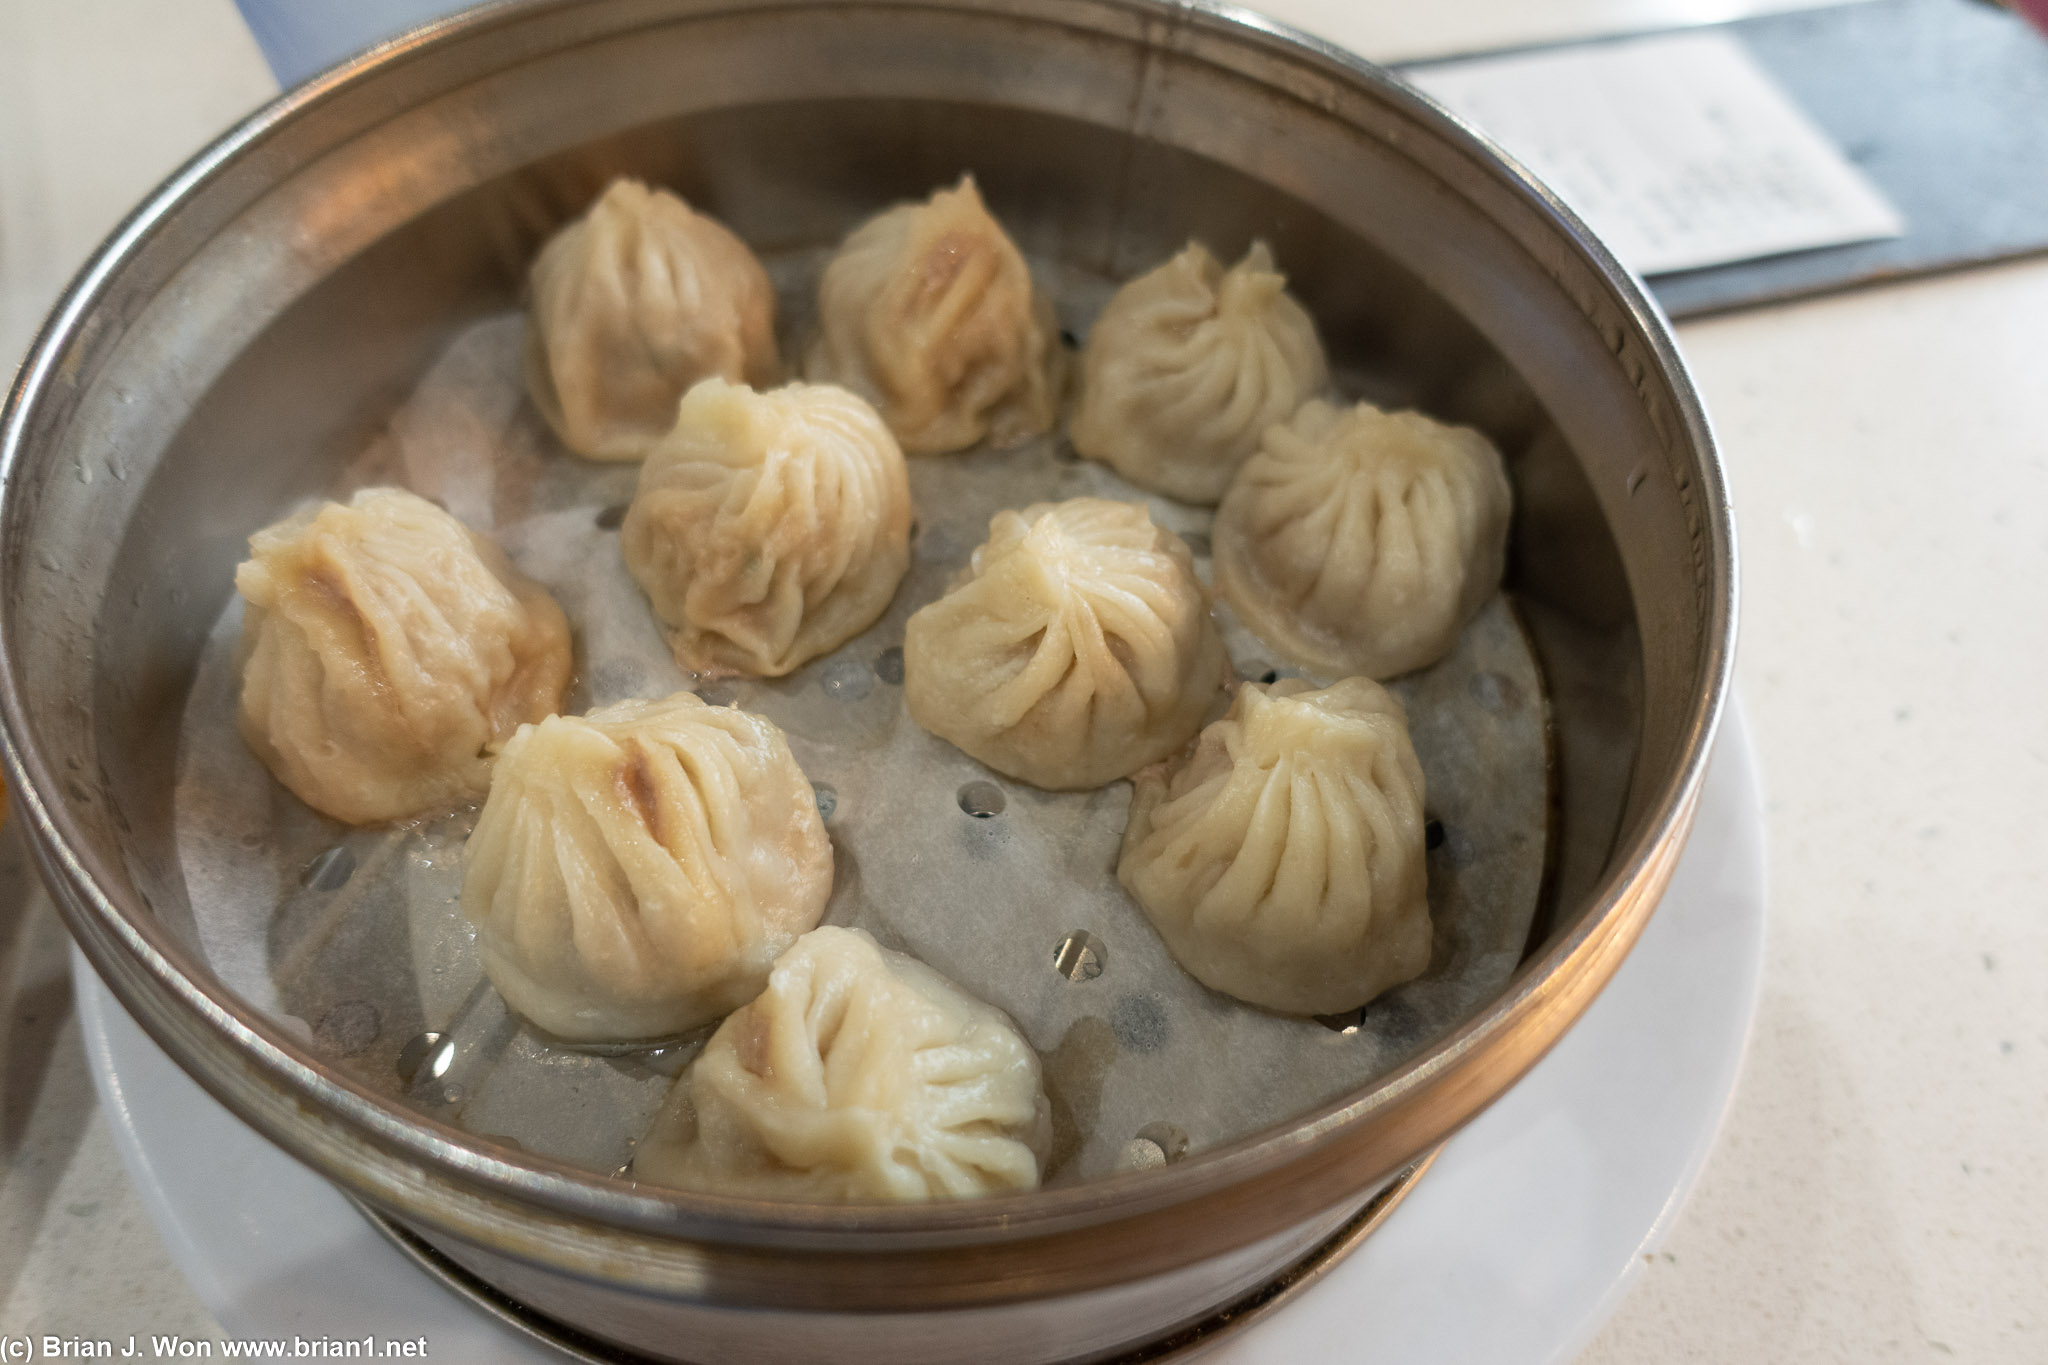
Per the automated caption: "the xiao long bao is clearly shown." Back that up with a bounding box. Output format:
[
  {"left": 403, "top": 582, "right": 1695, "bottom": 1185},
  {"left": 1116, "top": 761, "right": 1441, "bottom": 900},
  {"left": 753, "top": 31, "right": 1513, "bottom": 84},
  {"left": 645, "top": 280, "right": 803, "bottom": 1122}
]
[
  {"left": 525, "top": 179, "right": 779, "bottom": 461},
  {"left": 903, "top": 498, "right": 1226, "bottom": 791},
  {"left": 1215, "top": 399, "right": 1513, "bottom": 679},
  {"left": 1118, "top": 677, "right": 1433, "bottom": 1016},
  {"left": 234, "top": 487, "right": 572, "bottom": 826},
  {"left": 620, "top": 378, "right": 913, "bottom": 677},
  {"left": 1071, "top": 240, "right": 1327, "bottom": 505},
  {"left": 634, "top": 926, "right": 1050, "bottom": 1201},
  {"left": 806, "top": 176, "right": 1065, "bottom": 456},
  {"left": 461, "top": 692, "right": 833, "bottom": 1044}
]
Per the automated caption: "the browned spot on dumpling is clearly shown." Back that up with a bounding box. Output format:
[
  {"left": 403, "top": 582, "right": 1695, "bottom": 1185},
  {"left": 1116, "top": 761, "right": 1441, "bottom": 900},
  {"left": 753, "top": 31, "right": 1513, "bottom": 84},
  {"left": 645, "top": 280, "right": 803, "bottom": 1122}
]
[
  {"left": 910, "top": 231, "right": 982, "bottom": 306},
  {"left": 305, "top": 562, "right": 366, "bottom": 635},
  {"left": 303, "top": 560, "right": 392, "bottom": 705},
  {"left": 730, "top": 1006, "right": 774, "bottom": 1079},
  {"left": 617, "top": 744, "right": 663, "bottom": 841}
]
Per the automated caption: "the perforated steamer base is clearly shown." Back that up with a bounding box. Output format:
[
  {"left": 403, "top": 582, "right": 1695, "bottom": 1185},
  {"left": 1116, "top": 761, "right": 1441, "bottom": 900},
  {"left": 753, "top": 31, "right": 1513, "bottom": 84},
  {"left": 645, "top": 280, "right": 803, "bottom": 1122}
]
[{"left": 169, "top": 253, "right": 1552, "bottom": 1191}]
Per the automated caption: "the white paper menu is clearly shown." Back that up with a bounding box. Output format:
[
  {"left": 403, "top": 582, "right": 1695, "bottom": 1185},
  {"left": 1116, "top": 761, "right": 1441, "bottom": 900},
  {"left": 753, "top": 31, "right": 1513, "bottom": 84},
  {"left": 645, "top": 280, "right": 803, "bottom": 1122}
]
[
  {"left": 1404, "top": 30, "right": 1906, "bottom": 276},
  {"left": 1246, "top": 0, "right": 1873, "bottom": 68}
]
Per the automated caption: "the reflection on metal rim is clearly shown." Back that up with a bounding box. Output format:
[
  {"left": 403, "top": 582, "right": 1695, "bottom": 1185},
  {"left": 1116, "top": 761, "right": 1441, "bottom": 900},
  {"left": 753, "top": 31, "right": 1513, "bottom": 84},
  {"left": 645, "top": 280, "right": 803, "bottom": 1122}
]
[{"left": 355, "top": 1148, "right": 1445, "bottom": 1365}]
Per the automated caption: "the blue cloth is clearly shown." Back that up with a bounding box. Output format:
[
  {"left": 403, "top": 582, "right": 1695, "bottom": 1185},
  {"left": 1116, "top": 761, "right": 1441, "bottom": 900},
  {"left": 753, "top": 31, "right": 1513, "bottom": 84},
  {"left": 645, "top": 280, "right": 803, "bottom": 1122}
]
[{"left": 233, "top": 0, "right": 470, "bottom": 87}]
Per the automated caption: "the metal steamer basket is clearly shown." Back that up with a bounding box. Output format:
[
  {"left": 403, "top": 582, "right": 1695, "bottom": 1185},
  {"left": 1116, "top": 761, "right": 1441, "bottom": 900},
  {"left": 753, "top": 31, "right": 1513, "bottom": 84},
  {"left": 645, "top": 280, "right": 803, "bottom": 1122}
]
[{"left": 0, "top": 2, "right": 1734, "bottom": 1361}]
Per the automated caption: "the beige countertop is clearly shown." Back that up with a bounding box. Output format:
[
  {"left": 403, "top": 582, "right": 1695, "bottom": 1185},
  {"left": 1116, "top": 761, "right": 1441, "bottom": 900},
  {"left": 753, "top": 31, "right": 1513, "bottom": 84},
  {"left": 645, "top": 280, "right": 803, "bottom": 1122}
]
[{"left": 2, "top": 0, "right": 2042, "bottom": 1359}]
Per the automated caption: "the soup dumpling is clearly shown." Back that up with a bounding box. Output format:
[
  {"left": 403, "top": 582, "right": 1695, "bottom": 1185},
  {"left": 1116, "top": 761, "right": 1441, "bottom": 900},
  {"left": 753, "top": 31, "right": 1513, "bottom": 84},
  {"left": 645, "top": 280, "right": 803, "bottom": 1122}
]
[
  {"left": 525, "top": 179, "right": 779, "bottom": 461},
  {"left": 806, "top": 176, "right": 1063, "bottom": 455},
  {"left": 462, "top": 692, "right": 832, "bottom": 1043},
  {"left": 621, "top": 378, "right": 912, "bottom": 677},
  {"left": 1117, "top": 677, "right": 1430, "bottom": 1015},
  {"left": 1071, "top": 241, "right": 1326, "bottom": 505},
  {"left": 904, "top": 498, "right": 1226, "bottom": 790},
  {"left": 235, "top": 487, "right": 572, "bottom": 825},
  {"left": 1214, "top": 400, "right": 1511, "bottom": 679},
  {"left": 634, "top": 926, "right": 1050, "bottom": 1201}
]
